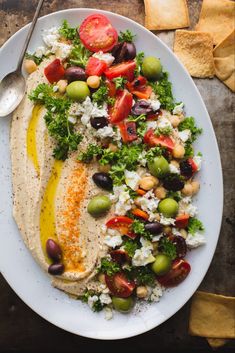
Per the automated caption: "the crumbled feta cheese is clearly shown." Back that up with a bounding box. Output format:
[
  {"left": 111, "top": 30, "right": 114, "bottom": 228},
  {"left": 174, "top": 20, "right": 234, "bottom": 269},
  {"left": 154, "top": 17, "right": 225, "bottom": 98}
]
[
  {"left": 173, "top": 102, "right": 184, "bottom": 115},
  {"left": 172, "top": 228, "right": 182, "bottom": 237},
  {"left": 159, "top": 215, "right": 175, "bottom": 225},
  {"left": 104, "top": 307, "right": 113, "bottom": 320},
  {"left": 186, "top": 232, "right": 206, "bottom": 248},
  {"left": 139, "top": 151, "right": 147, "bottom": 167},
  {"left": 157, "top": 117, "right": 172, "bottom": 129},
  {"left": 147, "top": 98, "right": 161, "bottom": 111},
  {"left": 132, "top": 237, "right": 155, "bottom": 267},
  {"left": 124, "top": 170, "right": 141, "bottom": 190},
  {"left": 38, "top": 92, "right": 44, "bottom": 99},
  {"left": 146, "top": 121, "right": 158, "bottom": 130},
  {"left": 104, "top": 234, "right": 123, "bottom": 248},
  {"left": 53, "top": 85, "right": 59, "bottom": 92},
  {"left": 87, "top": 295, "right": 99, "bottom": 309},
  {"left": 34, "top": 46, "right": 47, "bottom": 58},
  {"left": 68, "top": 116, "right": 77, "bottom": 124},
  {"left": 169, "top": 163, "right": 180, "bottom": 174},
  {"left": 93, "top": 51, "right": 115, "bottom": 66},
  {"left": 145, "top": 281, "right": 164, "bottom": 302},
  {"left": 43, "top": 27, "right": 60, "bottom": 47},
  {"left": 99, "top": 293, "right": 112, "bottom": 305},
  {"left": 96, "top": 125, "right": 115, "bottom": 138},
  {"left": 110, "top": 186, "right": 133, "bottom": 215},
  {"left": 152, "top": 233, "right": 163, "bottom": 242},
  {"left": 137, "top": 190, "right": 160, "bottom": 221},
  {"left": 193, "top": 155, "right": 202, "bottom": 171},
  {"left": 178, "top": 129, "right": 191, "bottom": 142},
  {"left": 70, "top": 97, "right": 108, "bottom": 126},
  {"left": 178, "top": 199, "right": 198, "bottom": 217},
  {"left": 52, "top": 42, "right": 72, "bottom": 60}
]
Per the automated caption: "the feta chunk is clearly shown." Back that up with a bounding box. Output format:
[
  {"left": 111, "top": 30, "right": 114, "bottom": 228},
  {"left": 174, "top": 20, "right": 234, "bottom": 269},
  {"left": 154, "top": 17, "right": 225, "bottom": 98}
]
[
  {"left": 124, "top": 170, "right": 141, "bottom": 191},
  {"left": 147, "top": 98, "right": 161, "bottom": 111},
  {"left": 104, "top": 228, "right": 123, "bottom": 248},
  {"left": 93, "top": 51, "right": 115, "bottom": 66},
  {"left": 87, "top": 295, "right": 99, "bottom": 309},
  {"left": 110, "top": 186, "right": 133, "bottom": 215},
  {"left": 34, "top": 46, "right": 47, "bottom": 58},
  {"left": 179, "top": 199, "right": 198, "bottom": 217},
  {"left": 137, "top": 190, "right": 160, "bottom": 221},
  {"left": 173, "top": 102, "right": 184, "bottom": 115},
  {"left": 193, "top": 155, "right": 202, "bottom": 171},
  {"left": 186, "top": 232, "right": 206, "bottom": 248},
  {"left": 159, "top": 215, "right": 175, "bottom": 225},
  {"left": 146, "top": 121, "right": 158, "bottom": 130},
  {"left": 99, "top": 293, "right": 112, "bottom": 305},
  {"left": 70, "top": 97, "right": 108, "bottom": 126},
  {"left": 52, "top": 42, "right": 72, "bottom": 60},
  {"left": 96, "top": 126, "right": 115, "bottom": 138},
  {"left": 145, "top": 281, "right": 164, "bottom": 302},
  {"left": 178, "top": 129, "right": 191, "bottom": 142},
  {"left": 43, "top": 27, "right": 60, "bottom": 47},
  {"left": 132, "top": 237, "right": 155, "bottom": 267},
  {"left": 157, "top": 116, "right": 172, "bottom": 129},
  {"left": 68, "top": 115, "right": 77, "bottom": 124},
  {"left": 169, "top": 163, "right": 180, "bottom": 174},
  {"left": 104, "top": 307, "right": 113, "bottom": 320}
]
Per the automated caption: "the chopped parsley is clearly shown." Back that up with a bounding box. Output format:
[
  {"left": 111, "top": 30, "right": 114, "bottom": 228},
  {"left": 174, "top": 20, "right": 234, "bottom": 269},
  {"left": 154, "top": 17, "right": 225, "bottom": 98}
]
[
  {"left": 118, "top": 29, "right": 136, "bottom": 42},
  {"left": 159, "top": 237, "right": 177, "bottom": 260},
  {"left": 178, "top": 117, "right": 202, "bottom": 142},
  {"left": 184, "top": 141, "right": 194, "bottom": 158},
  {"left": 128, "top": 114, "right": 147, "bottom": 138},
  {"left": 29, "top": 83, "right": 82, "bottom": 160},
  {"left": 59, "top": 20, "right": 77, "bottom": 40},
  {"left": 78, "top": 144, "right": 103, "bottom": 163},
  {"left": 188, "top": 217, "right": 204, "bottom": 235},
  {"left": 69, "top": 42, "right": 92, "bottom": 68},
  {"left": 81, "top": 290, "right": 104, "bottom": 312},
  {"left": 145, "top": 146, "right": 165, "bottom": 162},
  {"left": 166, "top": 191, "right": 182, "bottom": 202},
  {"left": 25, "top": 52, "right": 44, "bottom": 65},
  {"left": 129, "top": 267, "right": 155, "bottom": 287},
  {"left": 123, "top": 238, "right": 139, "bottom": 257},
  {"left": 112, "top": 77, "right": 127, "bottom": 90},
  {"left": 155, "top": 126, "right": 172, "bottom": 136},
  {"left": 135, "top": 51, "right": 144, "bottom": 75},
  {"left": 150, "top": 72, "right": 175, "bottom": 111},
  {"left": 98, "top": 257, "right": 120, "bottom": 276},
  {"left": 131, "top": 219, "right": 152, "bottom": 240}
]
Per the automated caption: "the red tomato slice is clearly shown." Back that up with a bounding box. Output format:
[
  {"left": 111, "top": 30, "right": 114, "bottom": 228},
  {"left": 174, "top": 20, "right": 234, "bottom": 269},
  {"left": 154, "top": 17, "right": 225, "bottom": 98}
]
[
  {"left": 44, "top": 59, "right": 65, "bottom": 83},
  {"left": 144, "top": 129, "right": 175, "bottom": 152},
  {"left": 188, "top": 158, "right": 198, "bottom": 173},
  {"left": 105, "top": 79, "right": 116, "bottom": 97},
  {"left": 157, "top": 259, "right": 191, "bottom": 287},
  {"left": 109, "top": 89, "right": 133, "bottom": 124},
  {"left": 110, "top": 249, "right": 130, "bottom": 264},
  {"left": 104, "top": 61, "right": 136, "bottom": 81},
  {"left": 175, "top": 214, "right": 190, "bottom": 228},
  {"left": 131, "top": 86, "right": 152, "bottom": 100},
  {"left": 85, "top": 57, "right": 107, "bottom": 76},
  {"left": 79, "top": 14, "right": 118, "bottom": 52},
  {"left": 105, "top": 272, "right": 136, "bottom": 297},
  {"left": 118, "top": 121, "right": 137, "bottom": 143},
  {"left": 106, "top": 216, "right": 136, "bottom": 239}
]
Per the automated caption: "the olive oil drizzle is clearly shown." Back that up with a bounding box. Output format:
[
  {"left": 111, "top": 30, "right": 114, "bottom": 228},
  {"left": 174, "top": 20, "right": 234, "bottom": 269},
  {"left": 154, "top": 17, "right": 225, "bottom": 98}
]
[{"left": 27, "top": 105, "right": 42, "bottom": 175}]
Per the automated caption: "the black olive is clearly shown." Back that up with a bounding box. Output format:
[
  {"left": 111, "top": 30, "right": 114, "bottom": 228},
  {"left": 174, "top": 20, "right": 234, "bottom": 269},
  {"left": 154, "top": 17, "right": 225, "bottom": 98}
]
[
  {"left": 180, "top": 160, "right": 193, "bottom": 179},
  {"left": 162, "top": 174, "right": 185, "bottom": 191},
  {"left": 145, "top": 222, "right": 163, "bottom": 235},
  {"left": 112, "top": 42, "right": 136, "bottom": 63},
  {"left": 92, "top": 172, "right": 113, "bottom": 191},
  {"left": 64, "top": 66, "right": 86, "bottom": 82},
  {"left": 90, "top": 117, "right": 108, "bottom": 130},
  {"left": 131, "top": 100, "right": 153, "bottom": 115},
  {"left": 48, "top": 263, "right": 64, "bottom": 275},
  {"left": 125, "top": 42, "right": 136, "bottom": 60},
  {"left": 172, "top": 236, "right": 187, "bottom": 258}
]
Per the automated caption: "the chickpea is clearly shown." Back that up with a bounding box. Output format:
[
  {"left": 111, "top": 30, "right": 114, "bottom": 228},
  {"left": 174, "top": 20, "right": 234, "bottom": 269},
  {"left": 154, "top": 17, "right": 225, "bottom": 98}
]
[
  {"left": 139, "top": 176, "right": 159, "bottom": 191},
  {"left": 98, "top": 273, "right": 106, "bottom": 284},
  {"left": 191, "top": 180, "right": 200, "bottom": 194},
  {"left": 24, "top": 59, "right": 37, "bottom": 74},
  {"left": 154, "top": 186, "right": 166, "bottom": 199},
  {"left": 57, "top": 79, "right": 68, "bottom": 94},
  {"left": 170, "top": 160, "right": 180, "bottom": 169},
  {"left": 182, "top": 183, "right": 193, "bottom": 196},
  {"left": 134, "top": 197, "right": 141, "bottom": 207},
  {"left": 169, "top": 115, "right": 181, "bottom": 128},
  {"left": 99, "top": 164, "right": 111, "bottom": 173},
  {"left": 136, "top": 286, "right": 148, "bottom": 299},
  {"left": 155, "top": 213, "right": 161, "bottom": 221},
  {"left": 180, "top": 229, "right": 188, "bottom": 239},
  {"left": 163, "top": 226, "right": 172, "bottom": 234},
  {"left": 172, "top": 144, "right": 185, "bottom": 159},
  {"left": 87, "top": 75, "right": 101, "bottom": 89},
  {"left": 108, "top": 143, "right": 118, "bottom": 152}
]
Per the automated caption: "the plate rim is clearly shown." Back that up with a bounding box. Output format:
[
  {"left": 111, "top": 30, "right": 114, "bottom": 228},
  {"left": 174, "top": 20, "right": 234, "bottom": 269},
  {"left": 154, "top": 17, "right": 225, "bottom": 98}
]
[{"left": 0, "top": 7, "right": 224, "bottom": 340}]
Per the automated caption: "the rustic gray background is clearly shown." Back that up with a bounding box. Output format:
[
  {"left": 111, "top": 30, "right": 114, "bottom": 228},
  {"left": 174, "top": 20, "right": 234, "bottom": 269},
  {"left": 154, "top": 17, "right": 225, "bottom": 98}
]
[{"left": 0, "top": 1, "right": 234, "bottom": 352}]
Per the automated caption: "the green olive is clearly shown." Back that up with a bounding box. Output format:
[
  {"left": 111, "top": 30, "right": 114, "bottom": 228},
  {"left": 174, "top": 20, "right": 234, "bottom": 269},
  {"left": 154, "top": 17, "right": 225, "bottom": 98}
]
[
  {"left": 66, "top": 81, "right": 90, "bottom": 101},
  {"left": 87, "top": 195, "right": 111, "bottom": 217},
  {"left": 151, "top": 254, "right": 171, "bottom": 275},
  {"left": 112, "top": 296, "right": 134, "bottom": 312},
  {"left": 148, "top": 156, "right": 170, "bottom": 178},
  {"left": 158, "top": 198, "right": 179, "bottom": 217},
  {"left": 142, "top": 56, "right": 162, "bottom": 80}
]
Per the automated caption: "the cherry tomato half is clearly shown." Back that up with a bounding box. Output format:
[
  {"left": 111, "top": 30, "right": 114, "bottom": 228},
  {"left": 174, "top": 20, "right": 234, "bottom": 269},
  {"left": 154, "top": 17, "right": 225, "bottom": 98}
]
[
  {"left": 109, "top": 89, "right": 133, "bottom": 124},
  {"left": 106, "top": 216, "right": 136, "bottom": 239},
  {"left": 85, "top": 57, "right": 107, "bottom": 76},
  {"left": 104, "top": 61, "right": 136, "bottom": 81},
  {"left": 144, "top": 129, "right": 175, "bottom": 152},
  {"left": 110, "top": 249, "right": 130, "bottom": 264},
  {"left": 127, "top": 75, "right": 152, "bottom": 99},
  {"left": 175, "top": 214, "right": 190, "bottom": 229},
  {"left": 188, "top": 158, "right": 198, "bottom": 173},
  {"left": 157, "top": 259, "right": 191, "bottom": 287},
  {"left": 44, "top": 59, "right": 65, "bottom": 83},
  {"left": 105, "top": 272, "right": 136, "bottom": 297},
  {"left": 118, "top": 121, "right": 137, "bottom": 143},
  {"left": 79, "top": 14, "right": 118, "bottom": 52},
  {"left": 105, "top": 79, "right": 116, "bottom": 97}
]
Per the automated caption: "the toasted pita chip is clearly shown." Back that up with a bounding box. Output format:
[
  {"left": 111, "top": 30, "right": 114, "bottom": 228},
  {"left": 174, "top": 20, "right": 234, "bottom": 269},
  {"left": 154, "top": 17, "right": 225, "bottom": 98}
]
[
  {"left": 206, "top": 338, "right": 229, "bottom": 349},
  {"left": 213, "top": 29, "right": 235, "bottom": 92},
  {"left": 174, "top": 30, "right": 215, "bottom": 78},
  {"left": 144, "top": 0, "right": 190, "bottom": 30},
  {"left": 195, "top": 0, "right": 235, "bottom": 45},
  {"left": 189, "top": 291, "right": 235, "bottom": 339}
]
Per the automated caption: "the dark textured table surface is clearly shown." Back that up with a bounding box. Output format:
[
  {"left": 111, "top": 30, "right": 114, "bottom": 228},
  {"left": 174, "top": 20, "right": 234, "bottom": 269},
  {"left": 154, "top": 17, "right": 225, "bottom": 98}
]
[{"left": 0, "top": 1, "right": 234, "bottom": 352}]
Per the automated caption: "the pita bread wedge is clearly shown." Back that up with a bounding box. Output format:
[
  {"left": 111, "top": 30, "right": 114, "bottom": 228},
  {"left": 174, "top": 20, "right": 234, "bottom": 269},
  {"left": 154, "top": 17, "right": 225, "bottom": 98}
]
[
  {"left": 213, "top": 29, "right": 235, "bottom": 92},
  {"left": 174, "top": 30, "right": 215, "bottom": 78},
  {"left": 195, "top": 0, "right": 235, "bottom": 45},
  {"left": 144, "top": 0, "right": 190, "bottom": 30},
  {"left": 189, "top": 291, "right": 235, "bottom": 339}
]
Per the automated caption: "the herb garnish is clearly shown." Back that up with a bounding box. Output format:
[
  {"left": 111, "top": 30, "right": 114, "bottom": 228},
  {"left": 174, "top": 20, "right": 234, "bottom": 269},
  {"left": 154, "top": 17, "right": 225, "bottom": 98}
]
[
  {"left": 25, "top": 52, "right": 44, "bottom": 65},
  {"left": 112, "top": 77, "right": 127, "bottom": 90},
  {"left": 59, "top": 20, "right": 77, "bottom": 40},
  {"left": 150, "top": 72, "right": 175, "bottom": 111},
  {"left": 69, "top": 42, "right": 92, "bottom": 68},
  {"left": 159, "top": 237, "right": 177, "bottom": 260},
  {"left": 81, "top": 290, "right": 104, "bottom": 312},
  {"left": 98, "top": 257, "right": 120, "bottom": 276},
  {"left": 131, "top": 219, "right": 152, "bottom": 240},
  {"left": 78, "top": 144, "right": 103, "bottom": 163},
  {"left": 187, "top": 217, "right": 204, "bottom": 235},
  {"left": 118, "top": 29, "right": 136, "bottom": 42}
]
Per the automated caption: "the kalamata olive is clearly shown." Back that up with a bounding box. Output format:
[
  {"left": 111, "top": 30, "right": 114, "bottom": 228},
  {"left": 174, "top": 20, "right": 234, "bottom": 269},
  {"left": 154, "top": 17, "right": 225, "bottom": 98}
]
[
  {"left": 162, "top": 174, "right": 185, "bottom": 191},
  {"left": 131, "top": 100, "right": 153, "bottom": 116},
  {"left": 65, "top": 66, "right": 86, "bottom": 82},
  {"left": 145, "top": 222, "right": 163, "bottom": 235},
  {"left": 172, "top": 236, "right": 187, "bottom": 258},
  {"left": 125, "top": 42, "right": 136, "bottom": 60},
  {"left": 90, "top": 116, "right": 108, "bottom": 130},
  {"left": 48, "top": 263, "right": 64, "bottom": 275},
  {"left": 110, "top": 249, "right": 130, "bottom": 264},
  {"left": 46, "top": 239, "right": 62, "bottom": 262},
  {"left": 92, "top": 172, "right": 113, "bottom": 191},
  {"left": 180, "top": 160, "right": 193, "bottom": 179}
]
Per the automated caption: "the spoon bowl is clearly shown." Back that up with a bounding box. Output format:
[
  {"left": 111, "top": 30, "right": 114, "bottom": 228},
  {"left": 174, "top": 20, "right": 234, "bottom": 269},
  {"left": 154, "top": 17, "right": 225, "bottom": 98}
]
[{"left": 0, "top": 72, "right": 26, "bottom": 117}]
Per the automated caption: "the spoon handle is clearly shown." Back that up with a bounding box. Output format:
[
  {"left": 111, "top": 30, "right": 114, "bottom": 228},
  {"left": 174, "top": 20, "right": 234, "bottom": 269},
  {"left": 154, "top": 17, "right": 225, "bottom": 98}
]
[{"left": 17, "top": 0, "right": 45, "bottom": 71}]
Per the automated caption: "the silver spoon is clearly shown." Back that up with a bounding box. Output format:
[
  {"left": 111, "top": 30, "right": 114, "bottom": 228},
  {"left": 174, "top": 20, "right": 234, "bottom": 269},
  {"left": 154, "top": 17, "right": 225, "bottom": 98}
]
[{"left": 0, "top": 0, "right": 44, "bottom": 117}]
